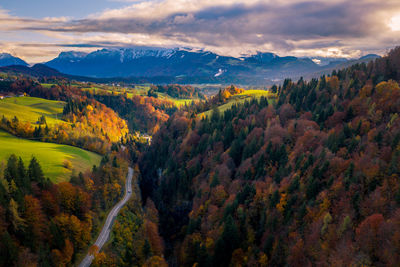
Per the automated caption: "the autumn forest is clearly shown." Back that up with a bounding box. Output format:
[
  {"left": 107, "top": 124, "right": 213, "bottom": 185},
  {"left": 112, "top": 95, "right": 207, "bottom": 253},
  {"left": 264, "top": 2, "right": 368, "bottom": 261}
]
[{"left": 0, "top": 43, "right": 400, "bottom": 267}]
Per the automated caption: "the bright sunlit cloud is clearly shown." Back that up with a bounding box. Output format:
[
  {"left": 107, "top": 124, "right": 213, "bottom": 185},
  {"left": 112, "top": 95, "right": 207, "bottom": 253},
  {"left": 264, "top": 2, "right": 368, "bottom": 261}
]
[{"left": 389, "top": 14, "right": 400, "bottom": 31}]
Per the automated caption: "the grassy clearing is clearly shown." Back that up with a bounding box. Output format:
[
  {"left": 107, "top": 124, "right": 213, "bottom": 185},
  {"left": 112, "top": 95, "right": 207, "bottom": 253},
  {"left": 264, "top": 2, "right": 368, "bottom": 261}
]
[
  {"left": 82, "top": 87, "right": 113, "bottom": 95},
  {"left": 172, "top": 98, "right": 194, "bottom": 107},
  {"left": 0, "top": 130, "right": 101, "bottom": 183},
  {"left": 133, "top": 85, "right": 151, "bottom": 96},
  {"left": 201, "top": 89, "right": 276, "bottom": 117},
  {"left": 156, "top": 93, "right": 194, "bottom": 107},
  {"left": 81, "top": 84, "right": 151, "bottom": 98},
  {"left": 40, "top": 83, "right": 56, "bottom": 88},
  {"left": 0, "top": 96, "right": 65, "bottom": 125}
]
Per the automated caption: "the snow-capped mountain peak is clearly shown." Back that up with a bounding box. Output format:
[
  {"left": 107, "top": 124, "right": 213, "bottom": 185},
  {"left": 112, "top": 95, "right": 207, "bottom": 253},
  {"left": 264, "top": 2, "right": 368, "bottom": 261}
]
[
  {"left": 81, "top": 47, "right": 177, "bottom": 62},
  {"left": 58, "top": 51, "right": 88, "bottom": 59}
]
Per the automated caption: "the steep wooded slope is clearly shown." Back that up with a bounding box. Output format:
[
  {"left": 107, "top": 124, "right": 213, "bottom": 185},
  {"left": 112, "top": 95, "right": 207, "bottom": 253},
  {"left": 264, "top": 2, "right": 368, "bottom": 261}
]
[{"left": 140, "top": 48, "right": 400, "bottom": 266}]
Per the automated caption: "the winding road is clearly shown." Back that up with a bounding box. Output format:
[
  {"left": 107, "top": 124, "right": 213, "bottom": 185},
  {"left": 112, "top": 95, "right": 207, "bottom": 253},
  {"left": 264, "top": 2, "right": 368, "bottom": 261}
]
[{"left": 78, "top": 167, "right": 133, "bottom": 267}]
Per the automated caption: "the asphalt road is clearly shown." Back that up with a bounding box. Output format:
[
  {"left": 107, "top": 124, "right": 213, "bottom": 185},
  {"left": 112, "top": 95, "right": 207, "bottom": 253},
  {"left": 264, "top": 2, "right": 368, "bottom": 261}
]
[{"left": 78, "top": 167, "right": 133, "bottom": 267}]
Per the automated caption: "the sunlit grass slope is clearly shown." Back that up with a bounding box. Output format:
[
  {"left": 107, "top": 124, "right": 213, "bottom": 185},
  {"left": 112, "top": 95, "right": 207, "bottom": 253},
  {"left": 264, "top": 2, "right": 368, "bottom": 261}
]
[
  {"left": 202, "top": 89, "right": 276, "bottom": 117},
  {"left": 0, "top": 96, "right": 65, "bottom": 125},
  {"left": 0, "top": 130, "right": 101, "bottom": 183}
]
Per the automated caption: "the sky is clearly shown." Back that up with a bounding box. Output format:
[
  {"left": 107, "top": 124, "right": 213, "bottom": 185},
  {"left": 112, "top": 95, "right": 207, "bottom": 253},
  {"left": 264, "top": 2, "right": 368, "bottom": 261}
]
[{"left": 1, "top": 0, "right": 400, "bottom": 63}]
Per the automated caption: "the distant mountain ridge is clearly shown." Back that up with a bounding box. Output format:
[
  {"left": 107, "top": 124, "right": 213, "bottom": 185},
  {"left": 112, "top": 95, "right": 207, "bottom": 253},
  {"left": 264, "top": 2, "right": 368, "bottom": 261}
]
[
  {"left": 304, "top": 54, "right": 382, "bottom": 80},
  {"left": 45, "top": 47, "right": 379, "bottom": 82},
  {"left": 0, "top": 64, "right": 64, "bottom": 78},
  {"left": 0, "top": 48, "right": 381, "bottom": 84},
  {"left": 0, "top": 53, "right": 28, "bottom": 67}
]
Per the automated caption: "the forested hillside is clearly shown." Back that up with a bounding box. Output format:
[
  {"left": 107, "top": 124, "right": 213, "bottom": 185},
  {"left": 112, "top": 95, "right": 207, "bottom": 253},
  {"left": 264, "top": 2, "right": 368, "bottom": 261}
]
[
  {"left": 149, "top": 84, "right": 205, "bottom": 99},
  {"left": 140, "top": 48, "right": 400, "bottom": 266},
  {"left": 90, "top": 166, "right": 167, "bottom": 267},
  {"left": 0, "top": 152, "right": 130, "bottom": 266},
  {"left": 93, "top": 94, "right": 176, "bottom": 135},
  {"left": 0, "top": 80, "right": 129, "bottom": 154},
  {"left": 0, "top": 74, "right": 153, "bottom": 266}
]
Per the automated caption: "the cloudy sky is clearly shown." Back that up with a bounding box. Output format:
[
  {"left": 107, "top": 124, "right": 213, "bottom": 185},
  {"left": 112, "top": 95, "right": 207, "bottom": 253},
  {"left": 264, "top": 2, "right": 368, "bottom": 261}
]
[{"left": 1, "top": 0, "right": 400, "bottom": 63}]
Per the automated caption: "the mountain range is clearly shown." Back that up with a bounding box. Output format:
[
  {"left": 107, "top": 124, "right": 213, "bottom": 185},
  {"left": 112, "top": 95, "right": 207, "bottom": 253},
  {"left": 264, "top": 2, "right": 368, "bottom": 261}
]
[
  {"left": 0, "top": 48, "right": 380, "bottom": 84},
  {"left": 0, "top": 53, "right": 28, "bottom": 67}
]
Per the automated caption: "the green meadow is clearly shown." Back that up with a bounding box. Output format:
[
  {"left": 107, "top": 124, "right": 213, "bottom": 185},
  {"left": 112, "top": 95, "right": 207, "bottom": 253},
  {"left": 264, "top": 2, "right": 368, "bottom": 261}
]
[
  {"left": 0, "top": 96, "right": 65, "bottom": 125},
  {"left": 0, "top": 130, "right": 101, "bottom": 183},
  {"left": 40, "top": 83, "right": 56, "bottom": 88},
  {"left": 156, "top": 92, "right": 194, "bottom": 107},
  {"left": 201, "top": 89, "right": 276, "bottom": 117}
]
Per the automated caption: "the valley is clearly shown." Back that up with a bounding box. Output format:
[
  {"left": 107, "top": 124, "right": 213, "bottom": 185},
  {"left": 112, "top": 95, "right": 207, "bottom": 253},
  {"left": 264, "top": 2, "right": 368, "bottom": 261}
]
[
  {"left": 0, "top": 48, "right": 400, "bottom": 266},
  {"left": 0, "top": 10, "right": 399, "bottom": 266}
]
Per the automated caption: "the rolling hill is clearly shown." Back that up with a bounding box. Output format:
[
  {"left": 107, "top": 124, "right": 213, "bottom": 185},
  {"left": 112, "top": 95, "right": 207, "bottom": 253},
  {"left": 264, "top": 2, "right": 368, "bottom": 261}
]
[
  {"left": 0, "top": 96, "right": 101, "bottom": 182},
  {"left": 0, "top": 96, "right": 65, "bottom": 125},
  {"left": 0, "top": 130, "right": 101, "bottom": 183},
  {"left": 0, "top": 64, "right": 66, "bottom": 78}
]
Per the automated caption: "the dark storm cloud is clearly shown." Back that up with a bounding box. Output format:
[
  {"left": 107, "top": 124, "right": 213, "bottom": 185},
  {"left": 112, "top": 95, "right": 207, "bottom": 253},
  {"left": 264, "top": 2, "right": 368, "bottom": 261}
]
[
  {"left": 5, "top": 0, "right": 400, "bottom": 60},
  {"left": 22, "top": 0, "right": 394, "bottom": 48}
]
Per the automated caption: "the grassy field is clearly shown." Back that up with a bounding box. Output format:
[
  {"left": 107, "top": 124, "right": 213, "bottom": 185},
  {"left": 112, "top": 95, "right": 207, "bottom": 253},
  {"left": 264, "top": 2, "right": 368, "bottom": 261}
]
[
  {"left": 0, "top": 96, "right": 65, "bottom": 125},
  {"left": 40, "top": 83, "right": 56, "bottom": 88},
  {"left": 133, "top": 85, "right": 151, "bottom": 96},
  {"left": 156, "top": 92, "right": 194, "bottom": 107},
  {"left": 81, "top": 84, "right": 150, "bottom": 98},
  {"left": 201, "top": 89, "right": 276, "bottom": 117},
  {"left": 0, "top": 130, "right": 101, "bottom": 183}
]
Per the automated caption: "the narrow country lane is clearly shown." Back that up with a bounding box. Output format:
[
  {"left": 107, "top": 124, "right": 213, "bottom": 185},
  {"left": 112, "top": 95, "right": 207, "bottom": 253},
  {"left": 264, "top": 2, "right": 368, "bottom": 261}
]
[{"left": 78, "top": 167, "right": 133, "bottom": 267}]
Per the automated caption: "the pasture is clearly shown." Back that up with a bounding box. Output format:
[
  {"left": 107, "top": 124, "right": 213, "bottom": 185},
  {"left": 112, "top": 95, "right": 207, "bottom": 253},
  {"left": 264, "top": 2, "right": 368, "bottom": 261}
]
[
  {"left": 0, "top": 130, "right": 101, "bottom": 183},
  {"left": 0, "top": 96, "right": 65, "bottom": 125}
]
